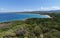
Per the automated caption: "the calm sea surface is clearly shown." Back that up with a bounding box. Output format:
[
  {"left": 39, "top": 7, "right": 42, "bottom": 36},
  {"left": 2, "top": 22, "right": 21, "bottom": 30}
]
[{"left": 0, "top": 13, "right": 50, "bottom": 22}]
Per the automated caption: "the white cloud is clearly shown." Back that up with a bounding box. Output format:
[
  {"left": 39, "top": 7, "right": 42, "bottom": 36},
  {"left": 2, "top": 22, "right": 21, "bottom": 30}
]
[
  {"left": 0, "top": 8, "right": 9, "bottom": 12},
  {"left": 0, "top": 8, "right": 4, "bottom": 10},
  {"left": 0, "top": 6, "right": 60, "bottom": 12},
  {"left": 0, "top": 8, "right": 5, "bottom": 11},
  {"left": 40, "top": 6, "right": 60, "bottom": 11},
  {"left": 51, "top": 6, "right": 60, "bottom": 10},
  {"left": 22, "top": 6, "right": 60, "bottom": 11}
]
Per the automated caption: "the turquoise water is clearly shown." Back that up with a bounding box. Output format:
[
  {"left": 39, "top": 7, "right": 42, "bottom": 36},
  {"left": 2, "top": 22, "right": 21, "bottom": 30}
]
[{"left": 0, "top": 13, "right": 50, "bottom": 22}]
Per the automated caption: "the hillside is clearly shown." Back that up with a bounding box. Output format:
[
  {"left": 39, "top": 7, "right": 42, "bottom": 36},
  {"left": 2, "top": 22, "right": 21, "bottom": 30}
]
[{"left": 0, "top": 13, "right": 60, "bottom": 38}]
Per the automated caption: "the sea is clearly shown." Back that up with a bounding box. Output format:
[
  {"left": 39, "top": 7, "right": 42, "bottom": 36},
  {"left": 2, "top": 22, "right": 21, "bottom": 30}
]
[{"left": 0, "top": 13, "right": 51, "bottom": 22}]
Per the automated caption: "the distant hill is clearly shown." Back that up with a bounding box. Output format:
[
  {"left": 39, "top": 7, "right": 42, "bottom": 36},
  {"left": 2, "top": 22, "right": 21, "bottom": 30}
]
[
  {"left": 17, "top": 10, "right": 60, "bottom": 14},
  {"left": 49, "top": 10, "right": 60, "bottom": 12}
]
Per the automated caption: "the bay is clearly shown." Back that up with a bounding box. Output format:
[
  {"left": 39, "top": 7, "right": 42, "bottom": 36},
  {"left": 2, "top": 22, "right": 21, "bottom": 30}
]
[{"left": 0, "top": 13, "right": 51, "bottom": 22}]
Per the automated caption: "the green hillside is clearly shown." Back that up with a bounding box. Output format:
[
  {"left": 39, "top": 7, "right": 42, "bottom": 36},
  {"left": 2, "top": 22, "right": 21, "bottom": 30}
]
[{"left": 0, "top": 13, "right": 60, "bottom": 38}]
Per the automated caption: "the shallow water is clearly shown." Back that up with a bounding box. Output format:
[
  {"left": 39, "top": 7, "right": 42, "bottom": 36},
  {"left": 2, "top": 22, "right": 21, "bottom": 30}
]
[{"left": 0, "top": 13, "right": 50, "bottom": 22}]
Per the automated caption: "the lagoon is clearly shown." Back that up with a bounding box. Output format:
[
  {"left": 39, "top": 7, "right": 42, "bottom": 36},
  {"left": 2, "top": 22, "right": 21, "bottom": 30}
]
[{"left": 0, "top": 13, "right": 51, "bottom": 22}]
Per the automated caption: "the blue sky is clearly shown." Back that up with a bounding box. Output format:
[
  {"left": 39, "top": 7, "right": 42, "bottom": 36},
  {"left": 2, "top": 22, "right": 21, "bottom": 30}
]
[{"left": 0, "top": 0, "right": 60, "bottom": 12}]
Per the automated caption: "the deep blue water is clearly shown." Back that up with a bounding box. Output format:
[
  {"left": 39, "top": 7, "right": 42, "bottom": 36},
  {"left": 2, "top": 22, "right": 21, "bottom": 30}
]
[{"left": 0, "top": 13, "right": 50, "bottom": 22}]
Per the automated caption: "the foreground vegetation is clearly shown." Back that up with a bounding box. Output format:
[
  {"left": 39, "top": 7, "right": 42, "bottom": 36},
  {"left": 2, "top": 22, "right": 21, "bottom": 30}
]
[{"left": 0, "top": 13, "right": 60, "bottom": 38}]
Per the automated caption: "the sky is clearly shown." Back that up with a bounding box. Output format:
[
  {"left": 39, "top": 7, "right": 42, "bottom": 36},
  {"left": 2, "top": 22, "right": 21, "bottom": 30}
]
[{"left": 0, "top": 0, "right": 60, "bottom": 12}]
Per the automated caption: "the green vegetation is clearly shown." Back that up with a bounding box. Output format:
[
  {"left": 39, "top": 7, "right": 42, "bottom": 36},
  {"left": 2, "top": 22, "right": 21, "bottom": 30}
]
[{"left": 0, "top": 13, "right": 60, "bottom": 38}]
